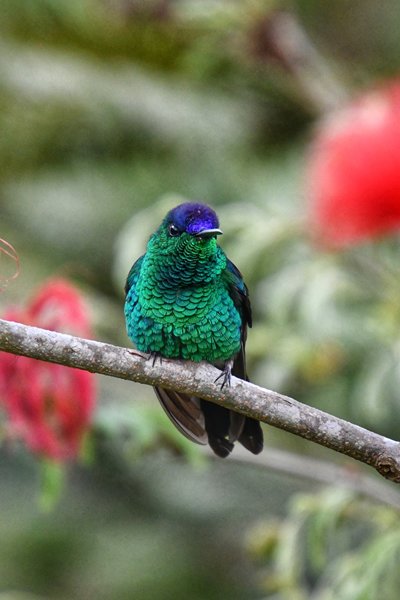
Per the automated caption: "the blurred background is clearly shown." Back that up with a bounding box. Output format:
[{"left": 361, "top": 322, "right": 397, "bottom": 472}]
[{"left": 2, "top": 1, "right": 400, "bottom": 599}]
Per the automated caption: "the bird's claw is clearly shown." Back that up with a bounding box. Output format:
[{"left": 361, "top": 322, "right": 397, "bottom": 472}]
[
  {"left": 127, "top": 349, "right": 162, "bottom": 367},
  {"left": 214, "top": 362, "right": 233, "bottom": 390},
  {"left": 147, "top": 351, "right": 163, "bottom": 367}
]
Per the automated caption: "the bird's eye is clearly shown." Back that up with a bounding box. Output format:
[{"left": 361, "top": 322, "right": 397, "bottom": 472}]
[{"left": 168, "top": 224, "right": 180, "bottom": 237}]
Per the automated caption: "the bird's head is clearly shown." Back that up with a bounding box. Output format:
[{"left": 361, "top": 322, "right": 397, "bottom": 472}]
[
  {"left": 146, "top": 202, "right": 225, "bottom": 283},
  {"left": 156, "top": 202, "right": 223, "bottom": 256}
]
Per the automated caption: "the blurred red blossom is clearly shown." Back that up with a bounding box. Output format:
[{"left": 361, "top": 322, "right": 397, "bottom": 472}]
[
  {"left": 308, "top": 80, "right": 400, "bottom": 247},
  {"left": 0, "top": 279, "right": 95, "bottom": 461}
]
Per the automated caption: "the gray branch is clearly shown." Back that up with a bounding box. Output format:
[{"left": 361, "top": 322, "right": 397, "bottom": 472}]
[{"left": 1, "top": 318, "right": 400, "bottom": 483}]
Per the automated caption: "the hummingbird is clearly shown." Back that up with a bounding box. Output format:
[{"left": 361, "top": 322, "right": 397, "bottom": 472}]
[{"left": 124, "top": 202, "right": 263, "bottom": 457}]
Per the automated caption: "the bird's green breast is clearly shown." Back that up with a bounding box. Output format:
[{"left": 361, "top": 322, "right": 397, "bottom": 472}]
[{"left": 125, "top": 243, "right": 242, "bottom": 362}]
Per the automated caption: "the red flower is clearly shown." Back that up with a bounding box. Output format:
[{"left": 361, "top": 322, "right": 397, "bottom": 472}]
[
  {"left": 308, "top": 80, "right": 400, "bottom": 247},
  {"left": 0, "top": 279, "right": 95, "bottom": 461}
]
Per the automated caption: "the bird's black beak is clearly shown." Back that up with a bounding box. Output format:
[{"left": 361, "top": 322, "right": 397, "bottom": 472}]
[{"left": 194, "top": 228, "right": 223, "bottom": 239}]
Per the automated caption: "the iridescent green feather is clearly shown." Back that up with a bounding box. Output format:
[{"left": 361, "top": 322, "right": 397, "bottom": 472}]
[{"left": 125, "top": 231, "right": 243, "bottom": 362}]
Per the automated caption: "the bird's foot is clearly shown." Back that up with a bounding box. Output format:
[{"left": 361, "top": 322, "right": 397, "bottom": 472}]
[
  {"left": 214, "top": 359, "right": 234, "bottom": 390},
  {"left": 147, "top": 351, "right": 163, "bottom": 367},
  {"left": 127, "top": 349, "right": 162, "bottom": 367}
]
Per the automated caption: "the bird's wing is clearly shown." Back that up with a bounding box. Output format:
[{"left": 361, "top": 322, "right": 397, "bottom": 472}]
[
  {"left": 125, "top": 254, "right": 145, "bottom": 297},
  {"left": 223, "top": 257, "right": 252, "bottom": 379},
  {"left": 154, "top": 387, "right": 208, "bottom": 445},
  {"left": 222, "top": 258, "right": 263, "bottom": 455}
]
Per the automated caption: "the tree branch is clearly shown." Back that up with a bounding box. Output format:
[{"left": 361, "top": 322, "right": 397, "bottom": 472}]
[{"left": 1, "top": 318, "right": 400, "bottom": 483}]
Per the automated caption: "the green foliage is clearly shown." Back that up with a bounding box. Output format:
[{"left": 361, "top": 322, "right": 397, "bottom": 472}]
[
  {"left": 248, "top": 488, "right": 400, "bottom": 599},
  {"left": 95, "top": 401, "right": 207, "bottom": 466},
  {"left": 38, "top": 459, "right": 65, "bottom": 511}
]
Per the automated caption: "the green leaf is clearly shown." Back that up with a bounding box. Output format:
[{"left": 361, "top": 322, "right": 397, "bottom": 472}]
[{"left": 38, "top": 459, "right": 65, "bottom": 512}]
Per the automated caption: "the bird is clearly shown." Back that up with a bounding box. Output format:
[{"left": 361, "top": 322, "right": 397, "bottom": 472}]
[{"left": 124, "top": 202, "right": 263, "bottom": 457}]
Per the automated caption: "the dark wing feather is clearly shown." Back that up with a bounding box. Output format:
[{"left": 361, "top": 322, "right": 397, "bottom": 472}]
[
  {"left": 223, "top": 258, "right": 263, "bottom": 455},
  {"left": 224, "top": 258, "right": 252, "bottom": 380},
  {"left": 224, "top": 258, "right": 252, "bottom": 327},
  {"left": 154, "top": 387, "right": 208, "bottom": 445}
]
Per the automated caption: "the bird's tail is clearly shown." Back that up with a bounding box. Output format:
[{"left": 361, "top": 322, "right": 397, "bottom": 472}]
[{"left": 154, "top": 386, "right": 263, "bottom": 457}]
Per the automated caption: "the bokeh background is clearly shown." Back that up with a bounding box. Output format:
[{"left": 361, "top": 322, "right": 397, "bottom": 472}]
[{"left": 2, "top": 1, "right": 400, "bottom": 599}]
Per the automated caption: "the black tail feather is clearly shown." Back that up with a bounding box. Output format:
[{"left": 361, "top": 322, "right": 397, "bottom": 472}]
[
  {"left": 200, "top": 400, "right": 231, "bottom": 456},
  {"left": 239, "top": 417, "right": 263, "bottom": 455},
  {"left": 200, "top": 400, "right": 263, "bottom": 457}
]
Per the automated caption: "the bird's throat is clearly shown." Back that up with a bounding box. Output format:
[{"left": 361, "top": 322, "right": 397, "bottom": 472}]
[{"left": 144, "top": 236, "right": 227, "bottom": 288}]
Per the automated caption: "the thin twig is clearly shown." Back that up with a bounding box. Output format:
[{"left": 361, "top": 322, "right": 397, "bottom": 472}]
[
  {"left": 225, "top": 447, "right": 400, "bottom": 510},
  {"left": 0, "top": 239, "right": 20, "bottom": 290},
  {"left": 250, "top": 10, "right": 349, "bottom": 114},
  {"left": 1, "top": 318, "right": 400, "bottom": 482}
]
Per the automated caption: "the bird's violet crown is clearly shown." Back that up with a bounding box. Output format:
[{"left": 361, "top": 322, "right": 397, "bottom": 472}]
[{"left": 167, "top": 202, "right": 219, "bottom": 235}]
